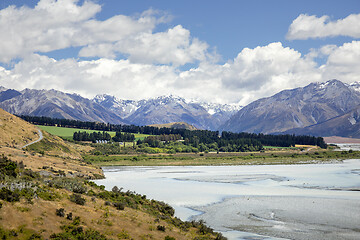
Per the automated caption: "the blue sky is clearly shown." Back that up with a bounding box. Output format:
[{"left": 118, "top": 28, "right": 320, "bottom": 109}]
[{"left": 0, "top": 0, "right": 359, "bottom": 105}]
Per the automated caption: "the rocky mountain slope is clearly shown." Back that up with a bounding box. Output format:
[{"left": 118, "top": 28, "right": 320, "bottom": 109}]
[
  {"left": 221, "top": 79, "right": 360, "bottom": 134},
  {"left": 285, "top": 104, "right": 360, "bottom": 138},
  {"left": 0, "top": 88, "right": 126, "bottom": 124}
]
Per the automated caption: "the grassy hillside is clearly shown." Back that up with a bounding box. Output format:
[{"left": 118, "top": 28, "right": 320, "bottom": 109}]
[
  {"left": 0, "top": 108, "right": 225, "bottom": 239},
  {"left": 0, "top": 108, "right": 39, "bottom": 148},
  {"left": 0, "top": 155, "right": 223, "bottom": 240}
]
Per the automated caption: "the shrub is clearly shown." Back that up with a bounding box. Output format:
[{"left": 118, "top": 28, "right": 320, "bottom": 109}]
[
  {"left": 56, "top": 208, "right": 65, "bottom": 217},
  {"left": 157, "top": 225, "right": 166, "bottom": 232},
  {"left": 66, "top": 212, "right": 73, "bottom": 220},
  {"left": 50, "top": 216, "right": 108, "bottom": 240},
  {"left": 165, "top": 236, "right": 175, "bottom": 240},
  {"left": 0, "top": 187, "right": 20, "bottom": 202},
  {"left": 69, "top": 193, "right": 86, "bottom": 205},
  {"left": 28, "top": 233, "right": 42, "bottom": 240},
  {"left": 37, "top": 187, "right": 60, "bottom": 201},
  {"left": 113, "top": 202, "right": 125, "bottom": 210},
  {"left": 117, "top": 229, "right": 131, "bottom": 239},
  {"left": 0, "top": 155, "right": 17, "bottom": 179},
  {"left": 20, "top": 169, "right": 40, "bottom": 180},
  {"left": 48, "top": 177, "right": 87, "bottom": 194}
]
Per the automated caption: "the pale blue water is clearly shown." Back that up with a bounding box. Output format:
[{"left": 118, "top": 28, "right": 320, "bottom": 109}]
[{"left": 95, "top": 158, "right": 360, "bottom": 240}]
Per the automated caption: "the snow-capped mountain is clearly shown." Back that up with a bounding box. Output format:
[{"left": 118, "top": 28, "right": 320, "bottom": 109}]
[
  {"left": 93, "top": 94, "right": 240, "bottom": 130},
  {"left": 192, "top": 101, "right": 243, "bottom": 115},
  {"left": 350, "top": 81, "right": 360, "bottom": 92},
  {"left": 221, "top": 79, "right": 360, "bottom": 134},
  {"left": 93, "top": 94, "right": 143, "bottom": 119}
]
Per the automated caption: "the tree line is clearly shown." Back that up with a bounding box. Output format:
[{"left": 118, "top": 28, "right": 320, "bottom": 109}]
[
  {"left": 18, "top": 115, "right": 327, "bottom": 149},
  {"left": 73, "top": 131, "right": 135, "bottom": 143},
  {"left": 73, "top": 131, "right": 111, "bottom": 142}
]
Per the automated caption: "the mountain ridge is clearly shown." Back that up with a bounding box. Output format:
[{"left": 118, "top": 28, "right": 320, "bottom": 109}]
[
  {"left": 93, "top": 94, "right": 241, "bottom": 130},
  {"left": 0, "top": 88, "right": 127, "bottom": 125},
  {"left": 220, "top": 79, "right": 360, "bottom": 134}
]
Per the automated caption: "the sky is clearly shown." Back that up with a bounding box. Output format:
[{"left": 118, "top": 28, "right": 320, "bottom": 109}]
[{"left": 0, "top": 0, "right": 359, "bottom": 105}]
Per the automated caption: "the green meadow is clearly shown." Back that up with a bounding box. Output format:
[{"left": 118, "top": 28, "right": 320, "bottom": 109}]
[{"left": 37, "top": 125, "right": 151, "bottom": 141}]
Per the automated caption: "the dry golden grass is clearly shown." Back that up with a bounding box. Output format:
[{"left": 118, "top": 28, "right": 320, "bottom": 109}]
[
  {"left": 1, "top": 146, "right": 103, "bottom": 179},
  {"left": 0, "top": 189, "right": 204, "bottom": 240},
  {"left": 0, "top": 108, "right": 39, "bottom": 148},
  {"left": 0, "top": 109, "right": 221, "bottom": 239},
  {"left": 0, "top": 108, "right": 103, "bottom": 179}
]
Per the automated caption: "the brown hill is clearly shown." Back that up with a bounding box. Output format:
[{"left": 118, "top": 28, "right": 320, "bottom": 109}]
[
  {"left": 149, "top": 122, "right": 198, "bottom": 130},
  {"left": 0, "top": 107, "right": 39, "bottom": 148},
  {"left": 0, "top": 108, "right": 102, "bottom": 179},
  {"left": 0, "top": 108, "right": 222, "bottom": 240}
]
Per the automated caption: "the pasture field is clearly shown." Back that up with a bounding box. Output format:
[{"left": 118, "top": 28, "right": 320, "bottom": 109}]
[
  {"left": 37, "top": 125, "right": 151, "bottom": 140},
  {"left": 83, "top": 148, "right": 360, "bottom": 166}
]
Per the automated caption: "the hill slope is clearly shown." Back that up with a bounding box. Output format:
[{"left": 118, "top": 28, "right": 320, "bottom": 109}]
[
  {"left": 0, "top": 107, "right": 39, "bottom": 148},
  {"left": 149, "top": 121, "right": 198, "bottom": 130},
  {"left": 0, "top": 108, "right": 223, "bottom": 240},
  {"left": 285, "top": 105, "right": 360, "bottom": 138},
  {"left": 0, "top": 107, "right": 103, "bottom": 178}
]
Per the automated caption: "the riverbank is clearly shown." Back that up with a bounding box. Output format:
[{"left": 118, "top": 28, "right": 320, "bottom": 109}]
[{"left": 83, "top": 148, "right": 359, "bottom": 166}]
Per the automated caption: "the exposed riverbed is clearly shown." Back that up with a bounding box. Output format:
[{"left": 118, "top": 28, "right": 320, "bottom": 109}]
[{"left": 95, "top": 158, "right": 360, "bottom": 240}]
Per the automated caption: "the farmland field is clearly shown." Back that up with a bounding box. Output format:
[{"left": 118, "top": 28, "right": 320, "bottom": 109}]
[{"left": 37, "top": 125, "right": 151, "bottom": 140}]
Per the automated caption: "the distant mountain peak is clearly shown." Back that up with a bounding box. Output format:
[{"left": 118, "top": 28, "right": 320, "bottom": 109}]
[
  {"left": 350, "top": 81, "right": 360, "bottom": 92},
  {"left": 0, "top": 86, "right": 8, "bottom": 92}
]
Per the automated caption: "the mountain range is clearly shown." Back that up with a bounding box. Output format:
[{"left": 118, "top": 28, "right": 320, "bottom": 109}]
[
  {"left": 1, "top": 79, "right": 359, "bottom": 138},
  {"left": 0, "top": 88, "right": 127, "bottom": 124},
  {"left": 0, "top": 88, "right": 241, "bottom": 130}
]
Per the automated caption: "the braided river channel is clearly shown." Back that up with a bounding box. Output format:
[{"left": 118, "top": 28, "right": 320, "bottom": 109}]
[{"left": 95, "top": 149, "right": 360, "bottom": 239}]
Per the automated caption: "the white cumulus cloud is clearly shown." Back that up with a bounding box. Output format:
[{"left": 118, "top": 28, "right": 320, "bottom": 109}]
[
  {"left": 0, "top": 0, "right": 212, "bottom": 65},
  {"left": 0, "top": 41, "right": 359, "bottom": 105},
  {"left": 79, "top": 25, "right": 212, "bottom": 66},
  {"left": 321, "top": 41, "right": 360, "bottom": 83},
  {"left": 287, "top": 13, "right": 360, "bottom": 40}
]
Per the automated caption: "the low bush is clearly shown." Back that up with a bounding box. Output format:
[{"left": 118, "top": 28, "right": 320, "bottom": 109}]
[
  {"left": 56, "top": 208, "right": 65, "bottom": 217},
  {"left": 157, "top": 225, "right": 166, "bottom": 232},
  {"left": 113, "top": 202, "right": 125, "bottom": 210},
  {"left": 50, "top": 217, "right": 108, "bottom": 240},
  {"left": 48, "top": 177, "right": 87, "bottom": 194},
  {"left": 0, "top": 187, "right": 20, "bottom": 202},
  {"left": 69, "top": 193, "right": 86, "bottom": 205}
]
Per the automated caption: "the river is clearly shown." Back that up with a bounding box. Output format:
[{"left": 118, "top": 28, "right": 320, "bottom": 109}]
[{"left": 94, "top": 157, "right": 360, "bottom": 240}]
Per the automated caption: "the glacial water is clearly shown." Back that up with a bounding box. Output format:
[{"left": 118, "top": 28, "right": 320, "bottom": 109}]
[{"left": 95, "top": 153, "right": 360, "bottom": 239}]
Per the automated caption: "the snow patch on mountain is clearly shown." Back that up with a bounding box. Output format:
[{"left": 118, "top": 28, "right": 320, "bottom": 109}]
[
  {"left": 93, "top": 94, "right": 141, "bottom": 119},
  {"left": 350, "top": 81, "right": 360, "bottom": 92}
]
